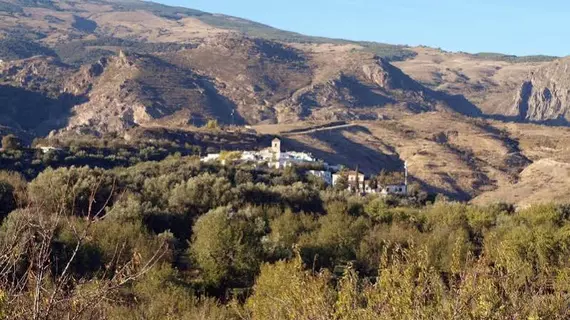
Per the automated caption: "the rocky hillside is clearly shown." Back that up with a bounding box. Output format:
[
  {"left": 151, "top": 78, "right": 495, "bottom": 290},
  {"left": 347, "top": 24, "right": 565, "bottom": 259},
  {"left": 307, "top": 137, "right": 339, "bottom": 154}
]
[
  {"left": 505, "top": 57, "right": 570, "bottom": 124},
  {"left": 393, "top": 47, "right": 554, "bottom": 120},
  {"left": 0, "top": 0, "right": 566, "bottom": 137},
  {"left": 0, "top": 0, "right": 488, "bottom": 136},
  {"left": 398, "top": 50, "right": 570, "bottom": 126},
  {"left": 3, "top": 0, "right": 570, "bottom": 205}
]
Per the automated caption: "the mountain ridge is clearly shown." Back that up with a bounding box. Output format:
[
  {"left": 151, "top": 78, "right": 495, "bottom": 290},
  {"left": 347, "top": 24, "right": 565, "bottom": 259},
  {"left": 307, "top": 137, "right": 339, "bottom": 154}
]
[{"left": 3, "top": 0, "right": 570, "bottom": 205}]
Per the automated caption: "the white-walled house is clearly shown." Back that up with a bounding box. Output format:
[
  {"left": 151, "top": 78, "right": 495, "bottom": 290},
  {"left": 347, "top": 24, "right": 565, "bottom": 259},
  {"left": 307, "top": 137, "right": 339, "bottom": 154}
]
[
  {"left": 201, "top": 153, "right": 221, "bottom": 162},
  {"left": 333, "top": 170, "right": 366, "bottom": 191},
  {"left": 346, "top": 170, "right": 365, "bottom": 185},
  {"left": 380, "top": 185, "right": 407, "bottom": 196},
  {"left": 364, "top": 181, "right": 378, "bottom": 194},
  {"left": 308, "top": 170, "right": 333, "bottom": 185},
  {"left": 36, "top": 146, "right": 62, "bottom": 154}
]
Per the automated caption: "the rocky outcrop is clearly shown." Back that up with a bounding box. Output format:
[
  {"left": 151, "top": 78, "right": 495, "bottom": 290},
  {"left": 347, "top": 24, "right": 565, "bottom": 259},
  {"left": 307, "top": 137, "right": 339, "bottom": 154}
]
[
  {"left": 63, "top": 52, "right": 240, "bottom": 134},
  {"left": 511, "top": 58, "right": 570, "bottom": 124},
  {"left": 0, "top": 39, "right": 486, "bottom": 136}
]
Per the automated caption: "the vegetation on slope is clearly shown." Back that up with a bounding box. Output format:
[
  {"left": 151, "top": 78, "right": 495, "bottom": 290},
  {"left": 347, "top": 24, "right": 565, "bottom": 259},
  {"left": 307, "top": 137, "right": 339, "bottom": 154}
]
[
  {"left": 472, "top": 52, "right": 559, "bottom": 63},
  {"left": 0, "top": 139, "right": 569, "bottom": 318},
  {"left": 0, "top": 0, "right": 57, "bottom": 13},
  {"left": 0, "top": 37, "right": 56, "bottom": 60},
  {"left": 110, "top": 0, "right": 208, "bottom": 20},
  {"left": 53, "top": 37, "right": 195, "bottom": 65}
]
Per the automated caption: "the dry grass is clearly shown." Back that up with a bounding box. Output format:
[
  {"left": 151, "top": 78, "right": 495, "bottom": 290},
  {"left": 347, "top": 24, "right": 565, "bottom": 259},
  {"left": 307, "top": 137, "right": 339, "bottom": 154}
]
[
  {"left": 91, "top": 12, "right": 230, "bottom": 42},
  {"left": 466, "top": 121, "right": 570, "bottom": 206},
  {"left": 394, "top": 47, "right": 548, "bottom": 115},
  {"left": 472, "top": 159, "right": 570, "bottom": 207},
  {"left": 277, "top": 113, "right": 530, "bottom": 200},
  {"left": 289, "top": 43, "right": 364, "bottom": 53}
]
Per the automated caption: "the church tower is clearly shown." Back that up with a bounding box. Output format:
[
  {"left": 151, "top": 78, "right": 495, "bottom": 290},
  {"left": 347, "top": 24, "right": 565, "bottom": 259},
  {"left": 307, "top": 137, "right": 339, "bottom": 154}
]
[{"left": 272, "top": 138, "right": 281, "bottom": 153}]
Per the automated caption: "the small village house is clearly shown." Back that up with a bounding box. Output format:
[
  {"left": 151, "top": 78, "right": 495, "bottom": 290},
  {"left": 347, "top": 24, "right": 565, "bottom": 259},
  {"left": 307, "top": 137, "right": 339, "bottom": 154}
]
[
  {"left": 333, "top": 170, "right": 365, "bottom": 192},
  {"left": 364, "top": 180, "right": 378, "bottom": 194},
  {"left": 379, "top": 185, "right": 407, "bottom": 196},
  {"left": 308, "top": 170, "right": 333, "bottom": 185}
]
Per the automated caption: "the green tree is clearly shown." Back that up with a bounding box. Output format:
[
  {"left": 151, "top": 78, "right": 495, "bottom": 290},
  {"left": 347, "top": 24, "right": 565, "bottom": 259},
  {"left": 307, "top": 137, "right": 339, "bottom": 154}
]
[
  {"left": 168, "top": 173, "right": 234, "bottom": 215},
  {"left": 300, "top": 209, "right": 369, "bottom": 270},
  {"left": 107, "top": 264, "right": 236, "bottom": 320},
  {"left": 264, "top": 210, "right": 317, "bottom": 260},
  {"left": 27, "top": 167, "right": 116, "bottom": 216},
  {"left": 333, "top": 175, "right": 349, "bottom": 191},
  {"left": 234, "top": 170, "right": 254, "bottom": 185},
  {"left": 189, "top": 207, "right": 263, "bottom": 288},
  {"left": 206, "top": 119, "right": 220, "bottom": 130}
]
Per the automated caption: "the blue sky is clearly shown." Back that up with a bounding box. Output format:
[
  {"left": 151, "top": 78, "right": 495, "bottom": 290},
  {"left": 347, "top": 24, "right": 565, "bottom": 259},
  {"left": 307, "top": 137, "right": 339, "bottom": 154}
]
[{"left": 157, "top": 0, "right": 569, "bottom": 56}]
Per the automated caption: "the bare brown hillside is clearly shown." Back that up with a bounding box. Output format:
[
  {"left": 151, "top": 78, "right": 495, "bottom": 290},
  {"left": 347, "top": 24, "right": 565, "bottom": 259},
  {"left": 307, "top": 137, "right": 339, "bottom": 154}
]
[
  {"left": 0, "top": 31, "right": 484, "bottom": 136},
  {"left": 394, "top": 47, "right": 551, "bottom": 119},
  {"left": 0, "top": 0, "right": 562, "bottom": 136}
]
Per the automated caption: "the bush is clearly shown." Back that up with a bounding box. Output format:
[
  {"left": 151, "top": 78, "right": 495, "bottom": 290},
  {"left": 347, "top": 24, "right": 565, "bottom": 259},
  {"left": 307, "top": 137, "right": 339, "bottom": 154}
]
[
  {"left": 27, "top": 167, "right": 116, "bottom": 216},
  {"left": 246, "top": 256, "right": 335, "bottom": 320},
  {"left": 190, "top": 207, "right": 264, "bottom": 288}
]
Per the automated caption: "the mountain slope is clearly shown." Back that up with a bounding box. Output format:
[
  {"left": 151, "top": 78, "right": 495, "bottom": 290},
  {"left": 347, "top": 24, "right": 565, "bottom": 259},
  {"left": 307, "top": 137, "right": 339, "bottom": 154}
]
[
  {"left": 64, "top": 51, "right": 241, "bottom": 134},
  {"left": 0, "top": 0, "right": 564, "bottom": 135},
  {"left": 0, "top": 28, "right": 485, "bottom": 135},
  {"left": 2, "top": 0, "right": 570, "bottom": 205},
  {"left": 505, "top": 57, "right": 570, "bottom": 124},
  {"left": 393, "top": 47, "right": 554, "bottom": 121}
]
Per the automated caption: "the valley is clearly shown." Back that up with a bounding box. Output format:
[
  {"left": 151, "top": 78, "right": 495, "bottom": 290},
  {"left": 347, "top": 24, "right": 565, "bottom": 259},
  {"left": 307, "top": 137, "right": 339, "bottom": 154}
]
[{"left": 0, "top": 0, "right": 569, "bottom": 205}]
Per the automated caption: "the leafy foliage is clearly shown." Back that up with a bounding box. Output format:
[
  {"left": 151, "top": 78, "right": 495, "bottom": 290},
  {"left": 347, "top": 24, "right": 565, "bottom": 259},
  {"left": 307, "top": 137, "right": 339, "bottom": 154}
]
[
  {"left": 110, "top": 1, "right": 207, "bottom": 20},
  {"left": 0, "top": 140, "right": 569, "bottom": 318}
]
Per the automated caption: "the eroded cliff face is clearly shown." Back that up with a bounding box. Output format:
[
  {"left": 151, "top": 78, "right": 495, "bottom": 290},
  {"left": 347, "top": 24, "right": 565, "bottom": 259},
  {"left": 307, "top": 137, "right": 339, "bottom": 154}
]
[
  {"left": 511, "top": 58, "right": 570, "bottom": 124},
  {"left": 0, "top": 34, "right": 487, "bottom": 136}
]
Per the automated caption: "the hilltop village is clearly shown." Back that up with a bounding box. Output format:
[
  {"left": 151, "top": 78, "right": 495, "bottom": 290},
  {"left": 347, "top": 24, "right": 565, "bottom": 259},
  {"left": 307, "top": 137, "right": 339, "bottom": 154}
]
[{"left": 201, "top": 138, "right": 408, "bottom": 196}]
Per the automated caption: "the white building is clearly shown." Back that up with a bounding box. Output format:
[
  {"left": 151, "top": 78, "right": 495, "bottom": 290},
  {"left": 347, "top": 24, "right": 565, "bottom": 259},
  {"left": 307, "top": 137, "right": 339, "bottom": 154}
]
[
  {"left": 346, "top": 170, "right": 365, "bottom": 186},
  {"left": 332, "top": 173, "right": 343, "bottom": 187},
  {"left": 308, "top": 170, "right": 333, "bottom": 185},
  {"left": 380, "top": 185, "right": 408, "bottom": 196},
  {"left": 267, "top": 139, "right": 317, "bottom": 169},
  {"left": 37, "top": 146, "right": 62, "bottom": 154},
  {"left": 333, "top": 170, "right": 366, "bottom": 191},
  {"left": 201, "top": 153, "right": 220, "bottom": 162},
  {"left": 241, "top": 151, "right": 261, "bottom": 162},
  {"left": 364, "top": 181, "right": 378, "bottom": 194},
  {"left": 271, "top": 138, "right": 281, "bottom": 160}
]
